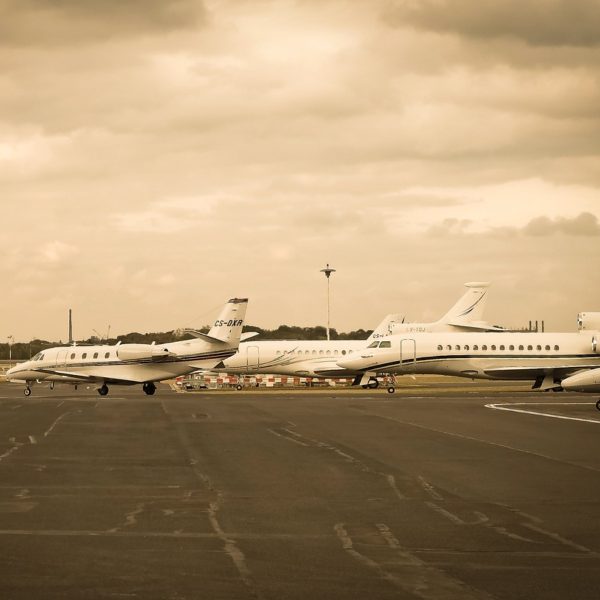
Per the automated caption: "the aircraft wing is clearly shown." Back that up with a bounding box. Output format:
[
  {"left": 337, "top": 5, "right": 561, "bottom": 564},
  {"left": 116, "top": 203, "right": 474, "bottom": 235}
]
[
  {"left": 483, "top": 365, "right": 592, "bottom": 380},
  {"left": 33, "top": 367, "right": 142, "bottom": 385}
]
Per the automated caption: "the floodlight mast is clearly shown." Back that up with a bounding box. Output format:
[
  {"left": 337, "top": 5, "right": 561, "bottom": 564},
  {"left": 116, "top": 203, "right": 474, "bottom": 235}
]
[
  {"left": 320, "top": 264, "right": 336, "bottom": 341},
  {"left": 7, "top": 335, "right": 14, "bottom": 367}
]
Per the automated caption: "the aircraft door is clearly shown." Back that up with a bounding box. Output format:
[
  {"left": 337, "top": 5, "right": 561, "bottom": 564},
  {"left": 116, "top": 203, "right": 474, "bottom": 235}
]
[
  {"left": 55, "top": 350, "right": 68, "bottom": 367},
  {"left": 399, "top": 339, "right": 416, "bottom": 373},
  {"left": 246, "top": 346, "right": 259, "bottom": 370}
]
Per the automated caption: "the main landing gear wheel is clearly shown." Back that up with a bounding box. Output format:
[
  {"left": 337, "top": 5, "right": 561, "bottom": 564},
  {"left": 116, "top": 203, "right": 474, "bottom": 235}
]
[
  {"left": 24, "top": 387, "right": 31, "bottom": 397},
  {"left": 143, "top": 382, "right": 156, "bottom": 396},
  {"left": 387, "top": 386, "right": 395, "bottom": 394},
  {"left": 368, "top": 379, "right": 379, "bottom": 389},
  {"left": 235, "top": 384, "right": 243, "bottom": 391},
  {"left": 596, "top": 399, "right": 600, "bottom": 412},
  {"left": 98, "top": 384, "right": 109, "bottom": 396}
]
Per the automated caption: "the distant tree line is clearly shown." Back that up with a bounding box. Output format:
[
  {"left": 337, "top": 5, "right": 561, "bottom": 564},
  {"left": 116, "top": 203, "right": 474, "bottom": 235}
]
[{"left": 0, "top": 324, "right": 374, "bottom": 360}]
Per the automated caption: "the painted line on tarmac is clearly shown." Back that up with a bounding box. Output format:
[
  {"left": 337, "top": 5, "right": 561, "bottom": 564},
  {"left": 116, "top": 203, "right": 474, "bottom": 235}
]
[
  {"left": 44, "top": 411, "right": 73, "bottom": 437},
  {"left": 361, "top": 411, "right": 600, "bottom": 473},
  {"left": 334, "top": 522, "right": 495, "bottom": 600},
  {"left": 486, "top": 402, "right": 600, "bottom": 424}
]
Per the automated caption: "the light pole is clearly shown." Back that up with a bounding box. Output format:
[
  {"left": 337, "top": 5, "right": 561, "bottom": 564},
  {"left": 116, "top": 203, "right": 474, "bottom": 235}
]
[
  {"left": 320, "top": 264, "right": 336, "bottom": 341},
  {"left": 7, "top": 335, "right": 14, "bottom": 367}
]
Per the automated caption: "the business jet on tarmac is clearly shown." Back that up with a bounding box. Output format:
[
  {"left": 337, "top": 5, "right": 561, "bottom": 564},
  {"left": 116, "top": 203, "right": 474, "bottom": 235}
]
[
  {"left": 336, "top": 311, "right": 600, "bottom": 404},
  {"left": 211, "top": 282, "right": 500, "bottom": 389},
  {"left": 7, "top": 298, "right": 248, "bottom": 397}
]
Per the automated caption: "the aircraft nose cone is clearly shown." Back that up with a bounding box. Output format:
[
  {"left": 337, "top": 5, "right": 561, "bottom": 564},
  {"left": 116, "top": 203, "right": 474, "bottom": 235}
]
[{"left": 337, "top": 354, "right": 374, "bottom": 371}]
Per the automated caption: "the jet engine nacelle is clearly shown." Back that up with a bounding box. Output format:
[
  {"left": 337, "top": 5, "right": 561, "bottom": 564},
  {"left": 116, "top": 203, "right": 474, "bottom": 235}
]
[
  {"left": 116, "top": 344, "right": 174, "bottom": 361},
  {"left": 561, "top": 368, "right": 600, "bottom": 393},
  {"left": 577, "top": 312, "right": 600, "bottom": 332}
]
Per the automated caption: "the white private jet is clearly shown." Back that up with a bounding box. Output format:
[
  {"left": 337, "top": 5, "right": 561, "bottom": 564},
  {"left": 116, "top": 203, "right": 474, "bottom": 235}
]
[
  {"left": 7, "top": 298, "right": 248, "bottom": 397},
  {"left": 336, "top": 311, "right": 600, "bottom": 402},
  {"left": 211, "top": 282, "right": 500, "bottom": 388}
]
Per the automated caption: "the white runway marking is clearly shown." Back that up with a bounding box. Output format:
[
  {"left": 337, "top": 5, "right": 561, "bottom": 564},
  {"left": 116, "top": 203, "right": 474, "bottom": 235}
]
[
  {"left": 425, "top": 502, "right": 466, "bottom": 525},
  {"left": 44, "top": 411, "right": 72, "bottom": 437},
  {"left": 486, "top": 402, "right": 600, "bottom": 424},
  {"left": 386, "top": 474, "right": 406, "bottom": 501},
  {"left": 365, "top": 412, "right": 600, "bottom": 473},
  {"left": 208, "top": 500, "right": 265, "bottom": 600},
  {"left": 267, "top": 428, "right": 310, "bottom": 446},
  {"left": 334, "top": 522, "right": 496, "bottom": 600},
  {"left": 28, "top": 436, "right": 37, "bottom": 444},
  {"left": 417, "top": 476, "right": 443, "bottom": 501},
  {"left": 0, "top": 445, "right": 21, "bottom": 463}
]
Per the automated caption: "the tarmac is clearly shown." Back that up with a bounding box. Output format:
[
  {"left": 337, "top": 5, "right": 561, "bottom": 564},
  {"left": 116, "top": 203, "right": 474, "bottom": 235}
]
[{"left": 1, "top": 381, "right": 599, "bottom": 599}]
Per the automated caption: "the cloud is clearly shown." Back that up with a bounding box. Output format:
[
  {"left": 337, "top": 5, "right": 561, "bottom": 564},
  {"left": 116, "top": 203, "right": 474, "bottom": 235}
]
[
  {"left": 113, "top": 196, "right": 216, "bottom": 233},
  {"left": 523, "top": 212, "right": 600, "bottom": 236},
  {"left": 0, "top": 0, "right": 599, "bottom": 340},
  {"left": 384, "top": 0, "right": 600, "bottom": 47},
  {"left": 427, "top": 218, "right": 473, "bottom": 236},
  {"left": 38, "top": 240, "right": 79, "bottom": 264},
  {"left": 0, "top": 0, "right": 206, "bottom": 46},
  {"left": 424, "top": 211, "right": 600, "bottom": 239}
]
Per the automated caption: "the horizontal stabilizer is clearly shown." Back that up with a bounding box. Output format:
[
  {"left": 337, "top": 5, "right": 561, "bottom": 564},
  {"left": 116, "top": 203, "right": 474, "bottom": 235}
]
[
  {"left": 446, "top": 321, "right": 506, "bottom": 332},
  {"left": 240, "top": 331, "right": 260, "bottom": 341},
  {"left": 180, "top": 329, "right": 228, "bottom": 344}
]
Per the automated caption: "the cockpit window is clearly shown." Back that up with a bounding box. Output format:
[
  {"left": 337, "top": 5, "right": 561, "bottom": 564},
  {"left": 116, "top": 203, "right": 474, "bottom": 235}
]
[
  {"left": 32, "top": 353, "right": 41, "bottom": 361},
  {"left": 379, "top": 341, "right": 392, "bottom": 348},
  {"left": 367, "top": 341, "right": 380, "bottom": 348}
]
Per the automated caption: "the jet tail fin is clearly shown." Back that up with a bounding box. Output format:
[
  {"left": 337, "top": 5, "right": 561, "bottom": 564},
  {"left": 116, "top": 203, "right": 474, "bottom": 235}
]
[
  {"left": 439, "top": 282, "right": 490, "bottom": 326},
  {"left": 205, "top": 298, "right": 248, "bottom": 346},
  {"left": 367, "top": 314, "right": 404, "bottom": 340}
]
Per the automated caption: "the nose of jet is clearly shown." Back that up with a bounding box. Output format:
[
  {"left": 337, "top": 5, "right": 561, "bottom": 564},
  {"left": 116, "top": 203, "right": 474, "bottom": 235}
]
[{"left": 337, "top": 353, "right": 376, "bottom": 371}]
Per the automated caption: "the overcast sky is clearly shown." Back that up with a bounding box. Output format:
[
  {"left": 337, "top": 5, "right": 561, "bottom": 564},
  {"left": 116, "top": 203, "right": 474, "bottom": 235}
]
[{"left": 1, "top": 0, "right": 599, "bottom": 341}]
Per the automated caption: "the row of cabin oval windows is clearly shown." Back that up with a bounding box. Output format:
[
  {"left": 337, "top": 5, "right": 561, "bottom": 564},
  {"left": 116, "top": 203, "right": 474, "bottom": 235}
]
[
  {"left": 71, "top": 352, "right": 112, "bottom": 360},
  {"left": 275, "top": 349, "right": 354, "bottom": 356},
  {"left": 32, "top": 352, "right": 113, "bottom": 361},
  {"left": 437, "top": 344, "right": 560, "bottom": 352}
]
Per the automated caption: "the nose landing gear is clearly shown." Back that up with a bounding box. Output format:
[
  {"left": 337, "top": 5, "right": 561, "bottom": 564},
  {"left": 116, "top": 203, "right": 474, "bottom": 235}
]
[{"left": 24, "top": 386, "right": 32, "bottom": 397}]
